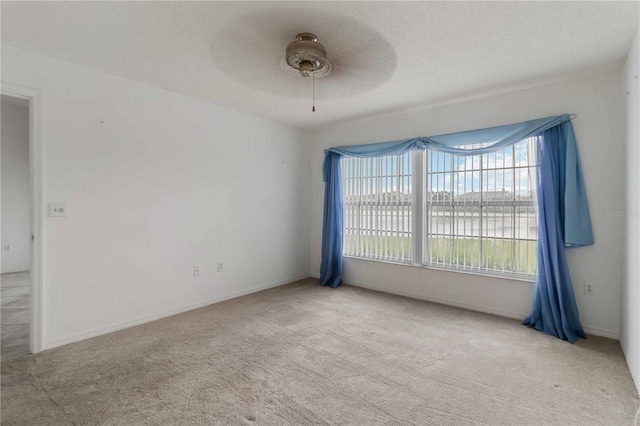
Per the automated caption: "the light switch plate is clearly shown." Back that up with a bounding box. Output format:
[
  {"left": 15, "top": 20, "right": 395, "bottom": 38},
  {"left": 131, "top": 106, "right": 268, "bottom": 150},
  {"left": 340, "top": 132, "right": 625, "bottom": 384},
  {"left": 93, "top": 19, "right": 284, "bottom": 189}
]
[{"left": 49, "top": 203, "right": 68, "bottom": 217}]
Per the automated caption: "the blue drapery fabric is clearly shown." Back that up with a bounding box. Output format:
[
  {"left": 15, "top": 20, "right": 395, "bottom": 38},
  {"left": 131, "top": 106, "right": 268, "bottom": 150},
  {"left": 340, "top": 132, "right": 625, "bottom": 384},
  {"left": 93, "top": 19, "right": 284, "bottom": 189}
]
[
  {"left": 320, "top": 114, "right": 593, "bottom": 342},
  {"left": 320, "top": 152, "right": 344, "bottom": 288},
  {"left": 521, "top": 127, "right": 587, "bottom": 343},
  {"left": 323, "top": 114, "right": 571, "bottom": 178}
]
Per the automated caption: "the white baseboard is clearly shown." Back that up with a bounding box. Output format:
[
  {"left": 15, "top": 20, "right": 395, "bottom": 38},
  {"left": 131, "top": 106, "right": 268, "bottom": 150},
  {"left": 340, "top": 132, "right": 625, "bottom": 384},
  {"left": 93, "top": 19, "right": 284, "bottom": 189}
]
[
  {"left": 343, "top": 279, "right": 619, "bottom": 340},
  {"left": 619, "top": 334, "right": 628, "bottom": 357},
  {"left": 619, "top": 335, "right": 640, "bottom": 395},
  {"left": 581, "top": 325, "right": 619, "bottom": 340},
  {"left": 44, "top": 273, "right": 310, "bottom": 350}
]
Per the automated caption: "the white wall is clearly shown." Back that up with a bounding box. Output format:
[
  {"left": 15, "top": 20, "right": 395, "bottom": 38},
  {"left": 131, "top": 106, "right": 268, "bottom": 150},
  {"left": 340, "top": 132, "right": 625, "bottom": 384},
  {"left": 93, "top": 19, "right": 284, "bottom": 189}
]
[
  {"left": 621, "top": 30, "right": 640, "bottom": 392},
  {"left": 1, "top": 100, "right": 30, "bottom": 273},
  {"left": 310, "top": 68, "right": 626, "bottom": 338},
  {"left": 1, "top": 45, "right": 310, "bottom": 349}
]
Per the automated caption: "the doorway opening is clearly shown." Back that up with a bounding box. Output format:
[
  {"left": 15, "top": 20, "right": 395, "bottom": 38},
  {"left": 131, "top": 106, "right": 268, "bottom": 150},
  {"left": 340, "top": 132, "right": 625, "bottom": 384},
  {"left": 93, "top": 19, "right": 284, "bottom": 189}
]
[{"left": 1, "top": 94, "right": 31, "bottom": 359}]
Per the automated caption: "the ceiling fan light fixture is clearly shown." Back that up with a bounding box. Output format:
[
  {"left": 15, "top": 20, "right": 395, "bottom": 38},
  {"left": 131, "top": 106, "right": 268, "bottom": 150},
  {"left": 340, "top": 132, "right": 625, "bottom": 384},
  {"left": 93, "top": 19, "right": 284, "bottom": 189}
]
[
  {"left": 285, "top": 33, "right": 331, "bottom": 77},
  {"left": 298, "top": 61, "right": 314, "bottom": 78}
]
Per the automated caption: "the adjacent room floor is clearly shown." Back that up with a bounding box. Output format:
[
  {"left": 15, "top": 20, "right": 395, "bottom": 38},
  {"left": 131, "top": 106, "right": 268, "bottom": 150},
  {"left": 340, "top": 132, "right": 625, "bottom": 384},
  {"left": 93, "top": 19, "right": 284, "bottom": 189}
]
[
  {"left": 1, "top": 271, "right": 30, "bottom": 360},
  {"left": 1, "top": 278, "right": 638, "bottom": 425}
]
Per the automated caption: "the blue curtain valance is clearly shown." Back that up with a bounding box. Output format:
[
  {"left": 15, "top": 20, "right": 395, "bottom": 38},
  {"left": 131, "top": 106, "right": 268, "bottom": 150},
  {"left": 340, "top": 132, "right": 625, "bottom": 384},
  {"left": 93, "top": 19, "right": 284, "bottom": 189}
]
[{"left": 323, "top": 114, "right": 570, "bottom": 181}]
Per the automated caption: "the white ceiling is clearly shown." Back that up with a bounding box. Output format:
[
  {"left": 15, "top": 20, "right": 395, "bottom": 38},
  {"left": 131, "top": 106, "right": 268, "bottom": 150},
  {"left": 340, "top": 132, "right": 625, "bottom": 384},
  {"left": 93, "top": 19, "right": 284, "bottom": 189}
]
[{"left": 2, "top": 1, "right": 638, "bottom": 129}]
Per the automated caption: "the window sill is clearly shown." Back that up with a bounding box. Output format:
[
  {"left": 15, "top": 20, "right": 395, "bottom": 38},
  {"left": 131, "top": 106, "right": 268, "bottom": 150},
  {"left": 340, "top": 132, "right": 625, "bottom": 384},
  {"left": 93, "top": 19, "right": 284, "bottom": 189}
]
[{"left": 342, "top": 255, "right": 535, "bottom": 283}]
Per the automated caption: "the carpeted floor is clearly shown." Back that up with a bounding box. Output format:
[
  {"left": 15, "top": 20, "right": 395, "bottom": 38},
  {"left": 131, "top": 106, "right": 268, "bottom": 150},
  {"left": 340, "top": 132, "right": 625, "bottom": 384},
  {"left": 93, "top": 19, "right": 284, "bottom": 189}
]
[{"left": 1, "top": 278, "right": 638, "bottom": 425}]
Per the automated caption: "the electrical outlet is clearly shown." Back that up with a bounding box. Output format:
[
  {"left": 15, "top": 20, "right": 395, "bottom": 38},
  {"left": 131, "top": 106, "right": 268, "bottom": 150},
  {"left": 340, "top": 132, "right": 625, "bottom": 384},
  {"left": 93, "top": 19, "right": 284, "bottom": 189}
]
[
  {"left": 217, "top": 262, "right": 223, "bottom": 272},
  {"left": 193, "top": 266, "right": 200, "bottom": 277},
  {"left": 583, "top": 282, "right": 594, "bottom": 296}
]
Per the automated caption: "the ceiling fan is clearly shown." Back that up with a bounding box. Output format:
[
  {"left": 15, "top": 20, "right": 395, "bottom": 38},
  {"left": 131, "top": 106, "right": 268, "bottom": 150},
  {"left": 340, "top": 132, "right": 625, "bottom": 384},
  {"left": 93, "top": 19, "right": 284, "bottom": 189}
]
[{"left": 285, "top": 33, "right": 331, "bottom": 112}]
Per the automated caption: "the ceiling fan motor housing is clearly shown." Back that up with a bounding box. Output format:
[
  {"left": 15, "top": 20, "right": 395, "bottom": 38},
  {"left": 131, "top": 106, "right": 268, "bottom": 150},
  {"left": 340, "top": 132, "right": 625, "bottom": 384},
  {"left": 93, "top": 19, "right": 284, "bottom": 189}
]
[{"left": 285, "top": 33, "right": 330, "bottom": 77}]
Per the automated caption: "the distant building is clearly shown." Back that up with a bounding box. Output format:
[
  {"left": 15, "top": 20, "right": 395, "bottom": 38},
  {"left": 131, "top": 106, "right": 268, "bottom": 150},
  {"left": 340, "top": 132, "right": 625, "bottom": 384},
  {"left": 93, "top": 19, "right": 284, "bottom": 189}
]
[
  {"left": 455, "top": 189, "right": 514, "bottom": 202},
  {"left": 427, "top": 191, "right": 453, "bottom": 202},
  {"left": 345, "top": 191, "right": 412, "bottom": 203}
]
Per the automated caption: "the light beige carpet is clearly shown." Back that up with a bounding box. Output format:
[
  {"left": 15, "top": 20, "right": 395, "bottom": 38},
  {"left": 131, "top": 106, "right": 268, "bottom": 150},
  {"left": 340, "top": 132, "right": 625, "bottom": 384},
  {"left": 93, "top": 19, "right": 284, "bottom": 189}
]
[{"left": 1, "top": 278, "right": 638, "bottom": 425}]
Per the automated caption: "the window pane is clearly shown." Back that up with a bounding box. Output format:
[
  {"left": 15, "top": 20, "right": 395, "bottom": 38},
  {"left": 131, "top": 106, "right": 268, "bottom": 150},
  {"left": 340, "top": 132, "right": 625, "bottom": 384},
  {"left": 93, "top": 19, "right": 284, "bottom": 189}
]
[
  {"left": 342, "top": 154, "right": 412, "bottom": 263},
  {"left": 425, "top": 138, "right": 538, "bottom": 277},
  {"left": 341, "top": 138, "right": 538, "bottom": 278}
]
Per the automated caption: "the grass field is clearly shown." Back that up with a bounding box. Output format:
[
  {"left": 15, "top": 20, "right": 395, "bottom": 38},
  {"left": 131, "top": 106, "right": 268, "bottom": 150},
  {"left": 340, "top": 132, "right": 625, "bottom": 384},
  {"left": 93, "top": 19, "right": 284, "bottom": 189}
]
[{"left": 344, "top": 234, "right": 536, "bottom": 275}]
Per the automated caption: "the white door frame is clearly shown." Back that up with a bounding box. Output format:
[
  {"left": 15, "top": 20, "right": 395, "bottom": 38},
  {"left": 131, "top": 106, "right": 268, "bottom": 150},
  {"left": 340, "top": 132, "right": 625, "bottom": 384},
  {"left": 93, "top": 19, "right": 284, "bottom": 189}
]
[{"left": 2, "top": 81, "right": 44, "bottom": 353}]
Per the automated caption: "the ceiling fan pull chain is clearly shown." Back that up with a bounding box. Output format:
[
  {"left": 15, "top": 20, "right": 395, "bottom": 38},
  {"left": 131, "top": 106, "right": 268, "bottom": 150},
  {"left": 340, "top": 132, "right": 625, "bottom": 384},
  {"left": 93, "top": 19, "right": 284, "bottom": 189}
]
[{"left": 312, "top": 74, "right": 316, "bottom": 112}]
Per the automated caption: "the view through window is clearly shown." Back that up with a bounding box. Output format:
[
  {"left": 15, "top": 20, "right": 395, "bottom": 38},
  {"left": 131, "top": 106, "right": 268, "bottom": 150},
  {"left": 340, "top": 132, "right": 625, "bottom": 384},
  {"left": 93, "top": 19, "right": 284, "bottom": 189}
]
[
  {"left": 341, "top": 137, "right": 539, "bottom": 279},
  {"left": 342, "top": 154, "right": 413, "bottom": 263}
]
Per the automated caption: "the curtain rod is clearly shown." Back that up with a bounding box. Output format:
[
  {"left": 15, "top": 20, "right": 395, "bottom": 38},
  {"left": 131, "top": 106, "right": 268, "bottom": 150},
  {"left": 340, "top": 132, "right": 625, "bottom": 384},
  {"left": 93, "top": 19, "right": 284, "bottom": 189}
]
[{"left": 570, "top": 113, "right": 577, "bottom": 120}]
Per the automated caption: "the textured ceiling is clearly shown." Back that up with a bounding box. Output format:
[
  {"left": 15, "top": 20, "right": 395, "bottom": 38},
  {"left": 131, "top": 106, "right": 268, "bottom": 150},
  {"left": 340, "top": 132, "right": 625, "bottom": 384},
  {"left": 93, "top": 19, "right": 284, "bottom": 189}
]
[{"left": 1, "top": 1, "right": 638, "bottom": 129}]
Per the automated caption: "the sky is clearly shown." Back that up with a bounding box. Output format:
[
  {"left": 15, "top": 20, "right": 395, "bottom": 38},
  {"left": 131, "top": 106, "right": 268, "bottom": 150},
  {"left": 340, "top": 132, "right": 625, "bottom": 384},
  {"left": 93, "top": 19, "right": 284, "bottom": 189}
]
[{"left": 342, "top": 138, "right": 537, "bottom": 198}]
